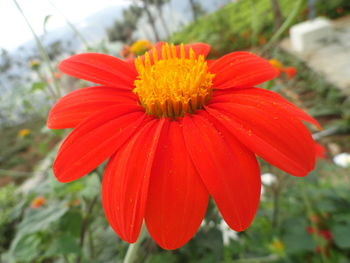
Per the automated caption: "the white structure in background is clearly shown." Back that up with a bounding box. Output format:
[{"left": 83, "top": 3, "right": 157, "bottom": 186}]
[
  {"left": 261, "top": 173, "right": 277, "bottom": 186},
  {"left": 333, "top": 152, "right": 350, "bottom": 168},
  {"left": 219, "top": 220, "right": 238, "bottom": 245},
  {"left": 260, "top": 173, "right": 277, "bottom": 201},
  {"left": 290, "top": 17, "right": 334, "bottom": 52}
]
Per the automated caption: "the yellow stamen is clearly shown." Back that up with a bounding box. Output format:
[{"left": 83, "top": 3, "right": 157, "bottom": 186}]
[{"left": 133, "top": 43, "right": 215, "bottom": 118}]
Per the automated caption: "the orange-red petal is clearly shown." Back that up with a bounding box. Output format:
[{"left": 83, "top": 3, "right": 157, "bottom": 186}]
[
  {"left": 182, "top": 113, "right": 261, "bottom": 231},
  {"left": 315, "top": 143, "right": 326, "bottom": 159},
  {"left": 206, "top": 97, "right": 316, "bottom": 176},
  {"left": 212, "top": 87, "right": 321, "bottom": 129},
  {"left": 102, "top": 119, "right": 165, "bottom": 243},
  {"left": 53, "top": 105, "right": 145, "bottom": 183},
  {"left": 58, "top": 53, "right": 137, "bottom": 88},
  {"left": 145, "top": 120, "right": 209, "bottom": 250},
  {"left": 47, "top": 86, "right": 138, "bottom": 129},
  {"left": 209, "top": 51, "right": 278, "bottom": 89},
  {"left": 185, "top": 42, "right": 211, "bottom": 58}
]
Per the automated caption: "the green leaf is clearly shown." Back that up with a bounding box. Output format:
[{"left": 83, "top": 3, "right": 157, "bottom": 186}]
[
  {"left": 53, "top": 179, "right": 84, "bottom": 197},
  {"left": 283, "top": 229, "right": 315, "bottom": 254},
  {"left": 81, "top": 174, "right": 101, "bottom": 199},
  {"left": 282, "top": 219, "right": 315, "bottom": 254},
  {"left": 10, "top": 234, "right": 41, "bottom": 262},
  {"left": 43, "top": 15, "right": 52, "bottom": 34},
  {"left": 30, "top": 82, "right": 46, "bottom": 92},
  {"left": 59, "top": 210, "right": 83, "bottom": 237},
  {"left": 145, "top": 252, "right": 177, "bottom": 263},
  {"left": 197, "top": 254, "right": 219, "bottom": 263},
  {"left": 46, "top": 233, "right": 80, "bottom": 256},
  {"left": 17, "top": 204, "right": 68, "bottom": 236},
  {"left": 331, "top": 223, "right": 350, "bottom": 249},
  {"left": 22, "top": 100, "right": 33, "bottom": 110},
  {"left": 198, "top": 228, "right": 223, "bottom": 255}
]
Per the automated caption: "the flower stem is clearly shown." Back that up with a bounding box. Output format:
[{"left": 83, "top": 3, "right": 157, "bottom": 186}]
[
  {"left": 76, "top": 196, "right": 98, "bottom": 263},
  {"left": 262, "top": 0, "right": 303, "bottom": 52},
  {"left": 123, "top": 224, "right": 147, "bottom": 263},
  {"left": 12, "top": 0, "right": 62, "bottom": 99},
  {"left": 301, "top": 185, "right": 330, "bottom": 263}
]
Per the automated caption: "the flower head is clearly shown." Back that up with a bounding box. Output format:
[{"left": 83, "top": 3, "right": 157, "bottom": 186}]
[
  {"left": 120, "top": 45, "right": 132, "bottom": 59},
  {"left": 258, "top": 35, "right": 267, "bottom": 45},
  {"left": 130, "top": 39, "right": 153, "bottom": 56},
  {"left": 29, "top": 59, "right": 40, "bottom": 70},
  {"left": 31, "top": 196, "right": 46, "bottom": 208},
  {"left": 283, "top": 67, "right": 297, "bottom": 79},
  {"left": 18, "top": 128, "right": 31, "bottom": 138},
  {"left": 269, "top": 239, "right": 285, "bottom": 254},
  {"left": 48, "top": 42, "right": 320, "bottom": 250},
  {"left": 269, "top": 59, "right": 297, "bottom": 79},
  {"left": 121, "top": 40, "right": 153, "bottom": 59},
  {"left": 133, "top": 44, "right": 214, "bottom": 118},
  {"left": 53, "top": 72, "right": 62, "bottom": 79}
]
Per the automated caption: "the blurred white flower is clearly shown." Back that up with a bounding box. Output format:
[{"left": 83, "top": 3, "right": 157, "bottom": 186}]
[
  {"left": 261, "top": 173, "right": 277, "bottom": 186},
  {"left": 219, "top": 219, "right": 238, "bottom": 245},
  {"left": 333, "top": 153, "right": 350, "bottom": 168}
]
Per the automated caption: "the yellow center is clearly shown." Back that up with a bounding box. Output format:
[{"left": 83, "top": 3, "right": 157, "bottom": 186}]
[{"left": 133, "top": 43, "right": 215, "bottom": 118}]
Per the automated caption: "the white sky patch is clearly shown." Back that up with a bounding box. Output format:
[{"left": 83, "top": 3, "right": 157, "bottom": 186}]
[{"left": 0, "top": 0, "right": 129, "bottom": 50}]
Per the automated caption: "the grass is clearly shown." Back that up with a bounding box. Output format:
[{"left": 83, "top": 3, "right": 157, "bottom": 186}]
[
  {"left": 171, "top": 0, "right": 350, "bottom": 55},
  {"left": 0, "top": 118, "right": 61, "bottom": 185},
  {"left": 171, "top": 0, "right": 305, "bottom": 55}
]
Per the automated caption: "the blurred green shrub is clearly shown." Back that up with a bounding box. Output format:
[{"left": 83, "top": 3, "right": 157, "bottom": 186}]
[{"left": 171, "top": 0, "right": 350, "bottom": 55}]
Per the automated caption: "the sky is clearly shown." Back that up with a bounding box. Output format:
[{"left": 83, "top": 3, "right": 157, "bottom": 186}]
[{"left": 0, "top": 0, "right": 129, "bottom": 50}]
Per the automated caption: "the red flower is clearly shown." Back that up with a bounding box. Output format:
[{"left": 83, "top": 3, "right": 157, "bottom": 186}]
[
  {"left": 269, "top": 59, "right": 297, "bottom": 79},
  {"left": 283, "top": 67, "right": 297, "bottom": 79},
  {"left": 31, "top": 196, "right": 46, "bottom": 208},
  {"left": 307, "top": 227, "right": 333, "bottom": 241},
  {"left": 48, "top": 42, "right": 320, "bottom": 249}
]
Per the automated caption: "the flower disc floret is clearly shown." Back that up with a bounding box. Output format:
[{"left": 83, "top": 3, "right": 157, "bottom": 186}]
[{"left": 133, "top": 43, "right": 215, "bottom": 118}]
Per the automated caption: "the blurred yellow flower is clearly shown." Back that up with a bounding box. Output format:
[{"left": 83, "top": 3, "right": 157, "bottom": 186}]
[
  {"left": 31, "top": 196, "right": 46, "bottom": 208},
  {"left": 29, "top": 59, "right": 40, "bottom": 70},
  {"left": 268, "top": 59, "right": 283, "bottom": 70},
  {"left": 269, "top": 239, "right": 285, "bottom": 254},
  {"left": 18, "top": 128, "right": 31, "bottom": 138},
  {"left": 129, "top": 40, "right": 153, "bottom": 56}
]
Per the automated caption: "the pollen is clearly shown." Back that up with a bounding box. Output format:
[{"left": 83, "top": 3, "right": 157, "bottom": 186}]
[{"left": 133, "top": 43, "right": 215, "bottom": 118}]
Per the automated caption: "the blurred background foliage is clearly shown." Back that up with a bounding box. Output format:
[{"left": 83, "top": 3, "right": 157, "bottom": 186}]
[{"left": 1, "top": 0, "right": 350, "bottom": 262}]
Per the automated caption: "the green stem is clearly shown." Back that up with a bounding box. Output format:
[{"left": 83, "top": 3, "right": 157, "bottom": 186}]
[
  {"left": 232, "top": 254, "right": 280, "bottom": 262},
  {"left": 12, "top": 0, "right": 62, "bottom": 99},
  {"left": 262, "top": 0, "right": 304, "bottom": 52},
  {"left": 35, "top": 69, "right": 56, "bottom": 100},
  {"left": 88, "top": 223, "right": 95, "bottom": 259},
  {"left": 250, "top": 0, "right": 258, "bottom": 47},
  {"left": 301, "top": 185, "right": 330, "bottom": 263},
  {"left": 123, "top": 224, "right": 147, "bottom": 263},
  {"left": 76, "top": 196, "right": 98, "bottom": 263}
]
